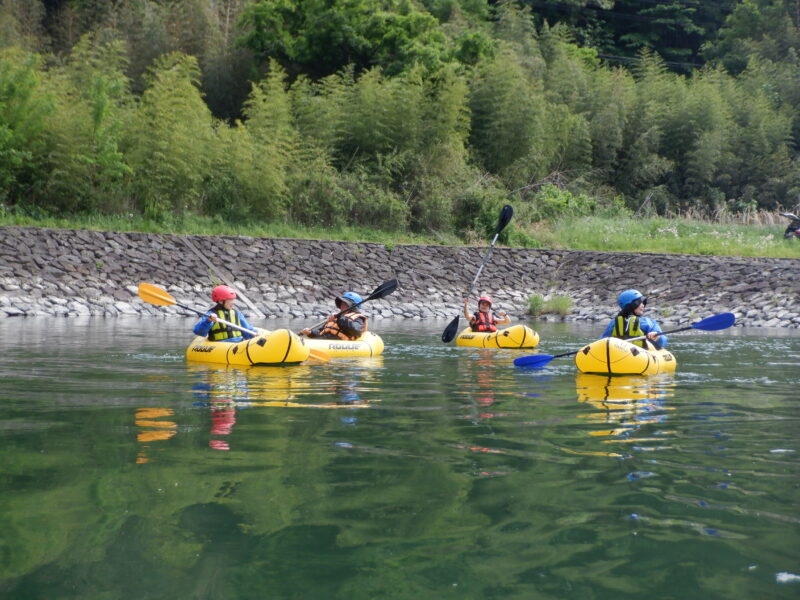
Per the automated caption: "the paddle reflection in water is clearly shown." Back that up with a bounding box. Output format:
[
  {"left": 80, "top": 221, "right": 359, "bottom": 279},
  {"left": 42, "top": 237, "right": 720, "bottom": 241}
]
[
  {"left": 134, "top": 407, "right": 178, "bottom": 464},
  {"left": 573, "top": 373, "right": 677, "bottom": 458}
]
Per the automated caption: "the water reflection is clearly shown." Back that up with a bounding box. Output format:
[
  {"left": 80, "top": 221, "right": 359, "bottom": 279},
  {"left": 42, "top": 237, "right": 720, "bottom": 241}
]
[
  {"left": 134, "top": 407, "right": 177, "bottom": 464},
  {"left": 184, "top": 359, "right": 383, "bottom": 451},
  {"left": 575, "top": 373, "right": 676, "bottom": 454},
  {"left": 4, "top": 319, "right": 800, "bottom": 599}
]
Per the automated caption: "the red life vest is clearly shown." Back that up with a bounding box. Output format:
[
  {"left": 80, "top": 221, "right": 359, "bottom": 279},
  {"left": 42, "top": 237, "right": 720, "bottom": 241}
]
[{"left": 471, "top": 311, "right": 498, "bottom": 333}]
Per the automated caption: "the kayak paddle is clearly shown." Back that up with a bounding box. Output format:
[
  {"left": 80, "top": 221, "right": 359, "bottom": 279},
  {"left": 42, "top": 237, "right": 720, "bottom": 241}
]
[
  {"left": 138, "top": 283, "right": 331, "bottom": 362},
  {"left": 442, "top": 204, "right": 514, "bottom": 343},
  {"left": 513, "top": 312, "right": 736, "bottom": 368},
  {"left": 302, "top": 279, "right": 398, "bottom": 332}
]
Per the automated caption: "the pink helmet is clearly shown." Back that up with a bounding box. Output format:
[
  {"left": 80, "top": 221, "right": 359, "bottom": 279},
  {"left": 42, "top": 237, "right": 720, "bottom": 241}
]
[
  {"left": 211, "top": 285, "right": 237, "bottom": 302},
  {"left": 478, "top": 296, "right": 493, "bottom": 306}
]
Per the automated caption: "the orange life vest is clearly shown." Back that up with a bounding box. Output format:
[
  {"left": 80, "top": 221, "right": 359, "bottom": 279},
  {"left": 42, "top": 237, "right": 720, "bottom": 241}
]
[
  {"left": 471, "top": 311, "right": 498, "bottom": 333},
  {"left": 319, "top": 311, "right": 368, "bottom": 340}
]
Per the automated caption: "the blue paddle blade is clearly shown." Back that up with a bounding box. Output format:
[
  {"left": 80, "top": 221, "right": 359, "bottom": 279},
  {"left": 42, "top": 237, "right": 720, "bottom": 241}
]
[
  {"left": 692, "top": 312, "right": 735, "bottom": 331},
  {"left": 513, "top": 354, "right": 555, "bottom": 368}
]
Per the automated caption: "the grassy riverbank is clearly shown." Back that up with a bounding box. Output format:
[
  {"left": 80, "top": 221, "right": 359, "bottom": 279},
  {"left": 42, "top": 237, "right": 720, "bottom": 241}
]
[{"left": 2, "top": 212, "right": 798, "bottom": 259}]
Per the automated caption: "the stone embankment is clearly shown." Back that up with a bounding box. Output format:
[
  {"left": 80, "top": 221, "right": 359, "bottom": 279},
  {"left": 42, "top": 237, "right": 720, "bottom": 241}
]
[{"left": 1, "top": 226, "right": 798, "bottom": 329}]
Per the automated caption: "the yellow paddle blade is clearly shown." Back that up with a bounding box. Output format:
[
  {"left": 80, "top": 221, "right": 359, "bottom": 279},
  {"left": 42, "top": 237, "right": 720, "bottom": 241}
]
[
  {"left": 138, "top": 282, "right": 177, "bottom": 307},
  {"left": 308, "top": 349, "right": 331, "bottom": 363}
]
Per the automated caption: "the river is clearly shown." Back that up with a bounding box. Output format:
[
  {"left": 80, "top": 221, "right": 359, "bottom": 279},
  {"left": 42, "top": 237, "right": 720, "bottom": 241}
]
[{"left": 1, "top": 317, "right": 798, "bottom": 599}]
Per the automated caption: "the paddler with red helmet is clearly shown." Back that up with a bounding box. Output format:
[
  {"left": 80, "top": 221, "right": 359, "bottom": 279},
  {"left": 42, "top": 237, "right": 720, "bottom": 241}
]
[
  {"left": 463, "top": 295, "right": 511, "bottom": 333},
  {"left": 192, "top": 285, "right": 257, "bottom": 343}
]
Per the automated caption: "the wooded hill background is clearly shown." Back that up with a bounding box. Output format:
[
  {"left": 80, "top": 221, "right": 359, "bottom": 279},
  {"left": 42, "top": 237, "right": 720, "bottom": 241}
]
[{"left": 1, "top": 0, "right": 798, "bottom": 241}]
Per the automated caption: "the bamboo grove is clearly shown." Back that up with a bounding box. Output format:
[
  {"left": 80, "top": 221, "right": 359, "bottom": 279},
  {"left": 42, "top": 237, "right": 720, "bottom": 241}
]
[{"left": 1, "top": 1, "right": 798, "bottom": 241}]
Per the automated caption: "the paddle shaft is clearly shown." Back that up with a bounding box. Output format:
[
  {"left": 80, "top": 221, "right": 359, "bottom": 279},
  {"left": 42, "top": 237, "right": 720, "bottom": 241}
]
[
  {"left": 442, "top": 205, "right": 513, "bottom": 343},
  {"left": 441, "top": 233, "right": 501, "bottom": 343},
  {"left": 465, "top": 230, "right": 502, "bottom": 302},
  {"left": 626, "top": 323, "right": 693, "bottom": 343},
  {"left": 304, "top": 279, "right": 398, "bottom": 331},
  {"left": 306, "top": 297, "right": 371, "bottom": 332}
]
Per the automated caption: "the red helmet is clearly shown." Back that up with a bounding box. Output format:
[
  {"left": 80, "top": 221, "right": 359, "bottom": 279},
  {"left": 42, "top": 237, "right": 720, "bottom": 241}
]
[
  {"left": 478, "top": 296, "right": 493, "bottom": 306},
  {"left": 211, "top": 285, "right": 237, "bottom": 302}
]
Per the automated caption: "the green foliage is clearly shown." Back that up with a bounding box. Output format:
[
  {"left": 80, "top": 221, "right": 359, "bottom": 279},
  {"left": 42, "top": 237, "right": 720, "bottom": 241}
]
[
  {"left": 240, "top": 60, "right": 296, "bottom": 219},
  {"left": 527, "top": 293, "right": 573, "bottom": 317},
  {"left": 0, "top": 0, "right": 797, "bottom": 241},
  {"left": 452, "top": 185, "right": 510, "bottom": 240},
  {"left": 290, "top": 70, "right": 351, "bottom": 158},
  {"left": 285, "top": 156, "right": 409, "bottom": 230},
  {"left": 548, "top": 214, "right": 800, "bottom": 258},
  {"left": 526, "top": 184, "right": 629, "bottom": 221},
  {"left": 240, "top": 0, "right": 451, "bottom": 78},
  {"left": 527, "top": 293, "right": 544, "bottom": 317},
  {"left": 128, "top": 53, "right": 213, "bottom": 220},
  {"left": 0, "top": 0, "right": 46, "bottom": 51},
  {"left": 337, "top": 67, "right": 426, "bottom": 161},
  {"left": 702, "top": 0, "right": 800, "bottom": 74},
  {"left": 468, "top": 47, "right": 548, "bottom": 184},
  {"left": 40, "top": 34, "right": 133, "bottom": 213},
  {"left": 586, "top": 67, "right": 636, "bottom": 173},
  {"left": 545, "top": 295, "right": 572, "bottom": 316},
  {"left": 0, "top": 47, "right": 52, "bottom": 204},
  {"left": 204, "top": 122, "right": 273, "bottom": 222}
]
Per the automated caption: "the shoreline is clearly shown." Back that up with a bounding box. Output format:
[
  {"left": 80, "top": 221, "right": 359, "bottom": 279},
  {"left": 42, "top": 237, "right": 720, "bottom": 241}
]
[{"left": 1, "top": 226, "right": 798, "bottom": 329}]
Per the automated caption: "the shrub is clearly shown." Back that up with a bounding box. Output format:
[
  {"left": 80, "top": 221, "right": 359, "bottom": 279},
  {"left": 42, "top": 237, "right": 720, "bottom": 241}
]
[
  {"left": 545, "top": 295, "right": 572, "bottom": 316},
  {"left": 531, "top": 184, "right": 628, "bottom": 221},
  {"left": 528, "top": 294, "right": 544, "bottom": 317}
]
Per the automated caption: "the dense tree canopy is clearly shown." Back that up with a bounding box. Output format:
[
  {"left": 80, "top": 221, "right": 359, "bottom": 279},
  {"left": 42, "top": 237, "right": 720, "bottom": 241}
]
[{"left": 0, "top": 0, "right": 798, "bottom": 239}]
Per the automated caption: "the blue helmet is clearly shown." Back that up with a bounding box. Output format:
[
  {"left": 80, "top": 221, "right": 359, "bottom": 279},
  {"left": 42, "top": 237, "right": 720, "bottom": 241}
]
[
  {"left": 617, "top": 289, "right": 645, "bottom": 310},
  {"left": 337, "top": 291, "right": 363, "bottom": 308}
]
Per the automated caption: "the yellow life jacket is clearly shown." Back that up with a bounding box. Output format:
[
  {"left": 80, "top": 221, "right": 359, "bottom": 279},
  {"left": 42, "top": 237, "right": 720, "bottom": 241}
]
[
  {"left": 208, "top": 308, "right": 241, "bottom": 341},
  {"left": 319, "top": 311, "right": 368, "bottom": 340},
  {"left": 612, "top": 315, "right": 647, "bottom": 349}
]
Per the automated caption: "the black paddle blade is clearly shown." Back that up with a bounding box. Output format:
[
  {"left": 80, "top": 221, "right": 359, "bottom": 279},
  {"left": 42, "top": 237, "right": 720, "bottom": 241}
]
[
  {"left": 441, "top": 316, "right": 460, "bottom": 343},
  {"left": 495, "top": 204, "right": 514, "bottom": 234},
  {"left": 692, "top": 312, "right": 735, "bottom": 331},
  {"left": 367, "top": 279, "right": 398, "bottom": 301}
]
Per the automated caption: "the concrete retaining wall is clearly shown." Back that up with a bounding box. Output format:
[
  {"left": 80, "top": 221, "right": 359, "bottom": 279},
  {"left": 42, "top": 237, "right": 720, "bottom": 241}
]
[{"left": 1, "top": 226, "right": 797, "bottom": 328}]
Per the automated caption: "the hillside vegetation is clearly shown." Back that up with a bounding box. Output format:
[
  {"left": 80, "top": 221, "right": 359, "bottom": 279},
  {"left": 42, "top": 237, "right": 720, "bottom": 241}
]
[{"left": 1, "top": 1, "right": 798, "bottom": 254}]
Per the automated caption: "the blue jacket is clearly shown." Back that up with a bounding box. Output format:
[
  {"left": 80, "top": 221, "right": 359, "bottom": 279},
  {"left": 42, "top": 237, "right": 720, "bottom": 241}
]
[
  {"left": 193, "top": 310, "right": 256, "bottom": 343},
  {"left": 601, "top": 316, "right": 668, "bottom": 348}
]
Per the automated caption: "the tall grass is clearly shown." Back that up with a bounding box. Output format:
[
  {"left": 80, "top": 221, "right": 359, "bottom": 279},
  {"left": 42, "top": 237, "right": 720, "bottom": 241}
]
[
  {"left": 2, "top": 208, "right": 798, "bottom": 259},
  {"left": 0, "top": 210, "right": 464, "bottom": 246},
  {"left": 542, "top": 215, "right": 800, "bottom": 258}
]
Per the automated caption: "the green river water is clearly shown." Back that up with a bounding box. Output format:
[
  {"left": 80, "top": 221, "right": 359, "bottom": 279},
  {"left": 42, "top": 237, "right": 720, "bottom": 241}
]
[{"left": 1, "top": 317, "right": 798, "bottom": 600}]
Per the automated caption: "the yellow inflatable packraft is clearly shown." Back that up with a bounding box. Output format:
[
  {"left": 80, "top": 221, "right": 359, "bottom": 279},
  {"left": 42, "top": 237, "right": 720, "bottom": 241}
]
[
  {"left": 455, "top": 324, "right": 540, "bottom": 349},
  {"left": 186, "top": 329, "right": 311, "bottom": 366},
  {"left": 302, "top": 331, "right": 384, "bottom": 357},
  {"left": 574, "top": 337, "right": 677, "bottom": 375}
]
